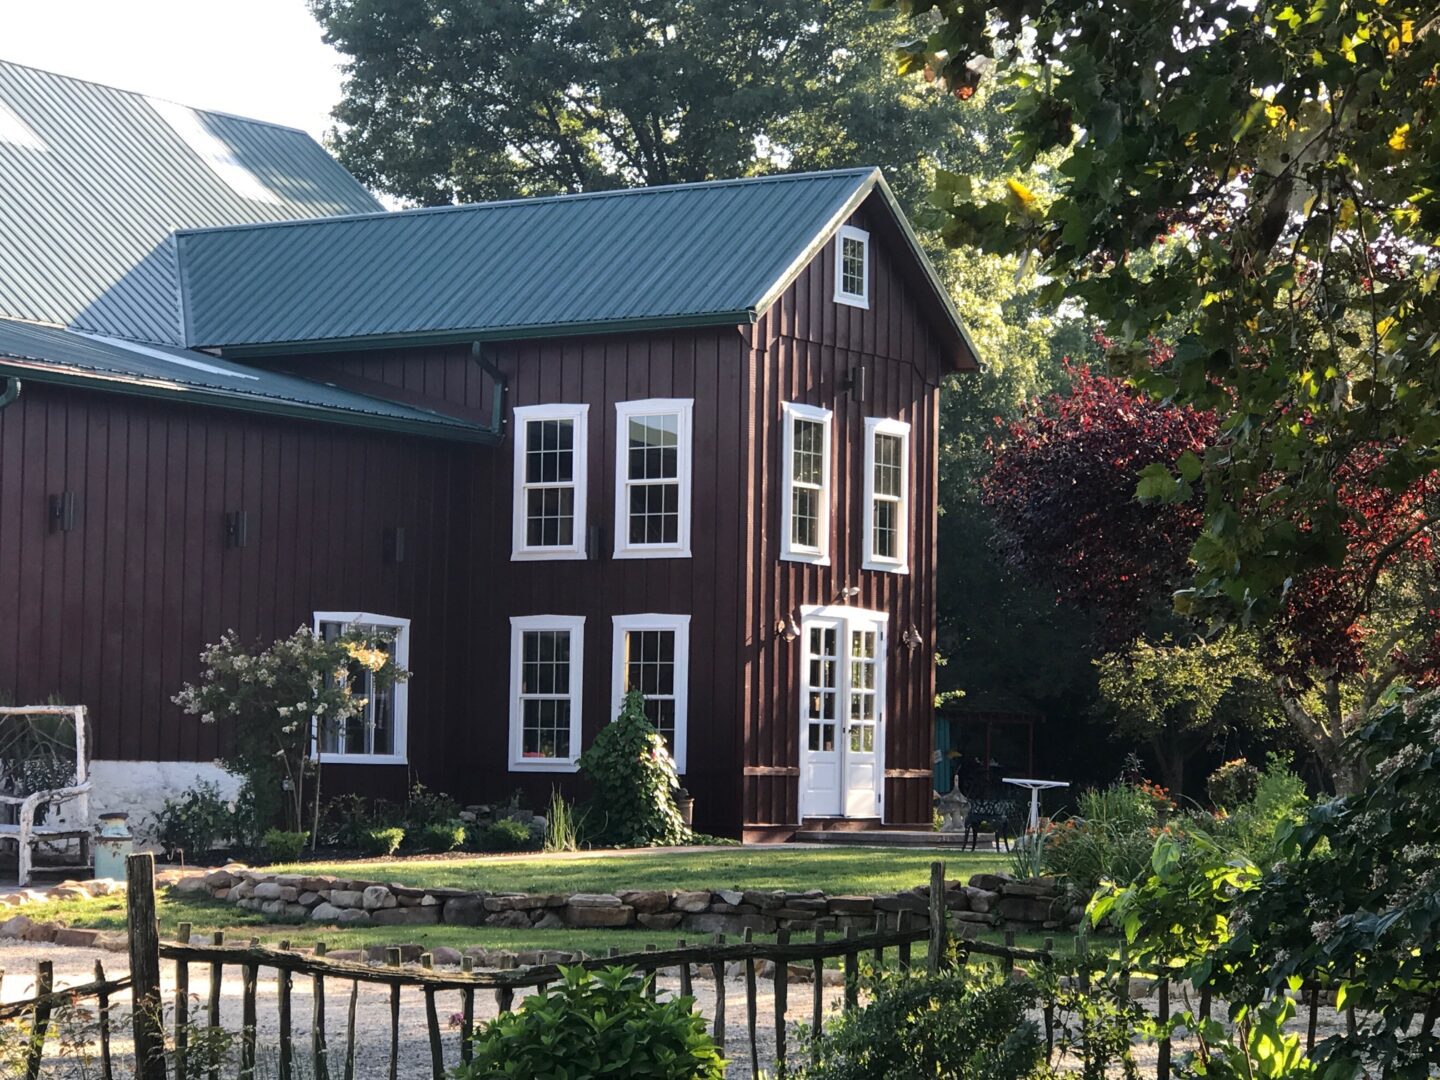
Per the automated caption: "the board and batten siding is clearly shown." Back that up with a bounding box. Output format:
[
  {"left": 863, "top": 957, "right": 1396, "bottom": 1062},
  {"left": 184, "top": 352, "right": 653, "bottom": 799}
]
[
  {"left": 0, "top": 380, "right": 465, "bottom": 805},
  {"left": 740, "top": 204, "right": 947, "bottom": 831}
]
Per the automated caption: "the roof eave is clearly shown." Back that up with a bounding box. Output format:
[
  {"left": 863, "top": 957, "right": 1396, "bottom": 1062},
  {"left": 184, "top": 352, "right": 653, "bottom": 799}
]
[
  {"left": 0, "top": 357, "right": 499, "bottom": 444},
  {"left": 205, "top": 309, "right": 756, "bottom": 358}
]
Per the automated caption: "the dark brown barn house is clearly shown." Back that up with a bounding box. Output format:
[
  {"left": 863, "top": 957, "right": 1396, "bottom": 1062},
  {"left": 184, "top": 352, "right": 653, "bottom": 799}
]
[{"left": 0, "top": 61, "right": 977, "bottom": 839}]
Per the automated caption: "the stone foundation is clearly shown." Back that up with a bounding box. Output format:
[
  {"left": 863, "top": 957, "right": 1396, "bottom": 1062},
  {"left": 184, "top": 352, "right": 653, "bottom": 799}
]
[{"left": 173, "top": 866, "right": 1082, "bottom": 935}]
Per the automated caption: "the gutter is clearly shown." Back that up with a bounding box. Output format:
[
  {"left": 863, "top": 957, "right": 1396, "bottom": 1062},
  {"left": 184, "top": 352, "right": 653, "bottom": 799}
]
[{"left": 0, "top": 376, "right": 19, "bottom": 411}]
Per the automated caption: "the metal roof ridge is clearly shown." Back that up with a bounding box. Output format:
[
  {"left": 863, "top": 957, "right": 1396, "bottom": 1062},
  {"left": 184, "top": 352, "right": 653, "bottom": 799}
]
[
  {"left": 0, "top": 56, "right": 318, "bottom": 138},
  {"left": 171, "top": 166, "right": 882, "bottom": 240}
]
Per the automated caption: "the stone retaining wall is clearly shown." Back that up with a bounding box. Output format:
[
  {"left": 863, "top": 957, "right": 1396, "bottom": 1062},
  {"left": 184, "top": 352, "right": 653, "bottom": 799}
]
[{"left": 174, "top": 867, "right": 1082, "bottom": 935}]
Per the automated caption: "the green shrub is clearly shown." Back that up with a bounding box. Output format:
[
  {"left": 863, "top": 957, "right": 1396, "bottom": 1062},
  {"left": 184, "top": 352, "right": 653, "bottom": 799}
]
[
  {"left": 403, "top": 782, "right": 460, "bottom": 831},
  {"left": 798, "top": 967, "right": 1044, "bottom": 1079},
  {"left": 1041, "top": 782, "right": 1160, "bottom": 897},
  {"left": 1207, "top": 757, "right": 1261, "bottom": 808},
  {"left": 416, "top": 819, "right": 466, "bottom": 853},
  {"left": 357, "top": 825, "right": 406, "bottom": 856},
  {"left": 578, "top": 689, "right": 689, "bottom": 847},
  {"left": 471, "top": 817, "right": 538, "bottom": 852},
  {"left": 456, "top": 965, "right": 723, "bottom": 1080},
  {"left": 261, "top": 828, "right": 309, "bottom": 863},
  {"left": 151, "top": 781, "right": 232, "bottom": 860}
]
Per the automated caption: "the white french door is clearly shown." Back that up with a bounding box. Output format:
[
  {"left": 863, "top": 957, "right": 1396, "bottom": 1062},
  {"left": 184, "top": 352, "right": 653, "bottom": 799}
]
[{"left": 799, "top": 608, "right": 886, "bottom": 819}]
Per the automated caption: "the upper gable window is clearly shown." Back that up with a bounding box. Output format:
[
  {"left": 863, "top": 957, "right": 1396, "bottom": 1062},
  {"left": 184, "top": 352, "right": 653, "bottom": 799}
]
[
  {"left": 614, "top": 399, "right": 693, "bottom": 559},
  {"left": 834, "top": 225, "right": 870, "bottom": 309},
  {"left": 863, "top": 417, "right": 911, "bottom": 574},
  {"left": 512, "top": 404, "right": 589, "bottom": 561},
  {"left": 782, "top": 402, "right": 832, "bottom": 565}
]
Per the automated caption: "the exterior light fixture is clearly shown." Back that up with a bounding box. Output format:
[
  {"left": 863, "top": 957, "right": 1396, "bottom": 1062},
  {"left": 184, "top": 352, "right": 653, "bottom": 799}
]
[
  {"left": 384, "top": 526, "right": 406, "bottom": 564},
  {"left": 49, "top": 491, "right": 76, "bottom": 533},
  {"left": 225, "top": 510, "right": 248, "bottom": 549},
  {"left": 783, "top": 617, "right": 801, "bottom": 643},
  {"left": 903, "top": 624, "right": 924, "bottom": 655},
  {"left": 840, "top": 585, "right": 861, "bottom": 600}
]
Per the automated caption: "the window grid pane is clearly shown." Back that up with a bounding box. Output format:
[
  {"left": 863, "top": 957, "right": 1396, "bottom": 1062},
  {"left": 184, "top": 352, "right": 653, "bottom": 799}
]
[
  {"left": 623, "top": 628, "right": 678, "bottom": 755},
  {"left": 805, "top": 626, "right": 839, "bottom": 753},
  {"left": 522, "top": 417, "right": 577, "bottom": 548},
  {"left": 624, "top": 412, "right": 682, "bottom": 547},
  {"left": 841, "top": 236, "right": 866, "bottom": 297},
  {"left": 520, "top": 629, "right": 572, "bottom": 759},
  {"left": 871, "top": 431, "right": 904, "bottom": 562},
  {"left": 318, "top": 621, "right": 397, "bottom": 758},
  {"left": 790, "top": 417, "right": 825, "bottom": 551}
]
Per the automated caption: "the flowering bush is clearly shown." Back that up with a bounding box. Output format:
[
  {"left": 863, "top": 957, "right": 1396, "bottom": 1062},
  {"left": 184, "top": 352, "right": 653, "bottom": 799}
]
[
  {"left": 174, "top": 626, "right": 408, "bottom": 840},
  {"left": 1207, "top": 758, "right": 1261, "bottom": 809},
  {"left": 578, "top": 690, "right": 689, "bottom": 847}
]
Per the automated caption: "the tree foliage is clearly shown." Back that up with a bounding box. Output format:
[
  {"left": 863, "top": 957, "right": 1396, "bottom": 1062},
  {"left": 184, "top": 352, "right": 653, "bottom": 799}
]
[
  {"left": 578, "top": 690, "right": 690, "bottom": 847},
  {"left": 309, "top": 0, "right": 962, "bottom": 208},
  {"left": 881, "top": 0, "right": 1440, "bottom": 632}
]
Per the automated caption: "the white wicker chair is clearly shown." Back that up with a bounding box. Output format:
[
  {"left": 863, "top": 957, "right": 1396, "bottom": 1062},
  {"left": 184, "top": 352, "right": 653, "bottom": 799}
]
[{"left": 0, "top": 705, "right": 92, "bottom": 886}]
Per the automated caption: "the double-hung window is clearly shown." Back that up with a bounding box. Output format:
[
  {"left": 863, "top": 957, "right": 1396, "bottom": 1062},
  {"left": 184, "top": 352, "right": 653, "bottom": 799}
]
[
  {"left": 512, "top": 404, "right": 588, "bottom": 560},
  {"left": 312, "top": 612, "right": 409, "bottom": 765},
  {"left": 611, "top": 614, "right": 690, "bottom": 772},
  {"left": 863, "top": 417, "right": 911, "bottom": 573},
  {"left": 509, "top": 615, "right": 584, "bottom": 771},
  {"left": 614, "top": 399, "right": 693, "bottom": 558},
  {"left": 833, "top": 225, "right": 870, "bottom": 309},
  {"left": 781, "top": 402, "right": 832, "bottom": 565}
]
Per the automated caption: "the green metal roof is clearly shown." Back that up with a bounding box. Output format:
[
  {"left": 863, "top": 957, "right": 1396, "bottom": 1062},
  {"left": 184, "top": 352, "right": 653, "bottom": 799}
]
[
  {"left": 0, "top": 317, "right": 496, "bottom": 442},
  {"left": 0, "top": 59, "right": 382, "bottom": 346},
  {"left": 174, "top": 168, "right": 977, "bottom": 364}
]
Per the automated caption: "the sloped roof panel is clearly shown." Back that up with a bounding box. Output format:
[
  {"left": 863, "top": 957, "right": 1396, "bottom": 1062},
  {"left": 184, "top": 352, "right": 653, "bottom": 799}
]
[
  {"left": 0, "top": 317, "right": 493, "bottom": 442},
  {"left": 0, "top": 60, "right": 382, "bottom": 345},
  {"left": 175, "top": 169, "right": 878, "bottom": 349}
]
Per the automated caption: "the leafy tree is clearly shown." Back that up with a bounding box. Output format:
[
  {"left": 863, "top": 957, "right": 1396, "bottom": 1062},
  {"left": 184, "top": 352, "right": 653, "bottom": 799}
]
[
  {"left": 309, "top": 0, "right": 964, "bottom": 207},
  {"left": 983, "top": 368, "right": 1438, "bottom": 791},
  {"left": 578, "top": 690, "right": 689, "bottom": 847},
  {"left": 1094, "top": 633, "right": 1281, "bottom": 794},
  {"left": 880, "top": 0, "right": 1440, "bottom": 634}
]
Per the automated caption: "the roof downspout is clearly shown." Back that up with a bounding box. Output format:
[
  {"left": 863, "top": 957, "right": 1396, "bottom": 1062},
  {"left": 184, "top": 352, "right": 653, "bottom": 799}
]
[
  {"left": 471, "top": 342, "right": 509, "bottom": 440},
  {"left": 0, "top": 376, "right": 20, "bottom": 411}
]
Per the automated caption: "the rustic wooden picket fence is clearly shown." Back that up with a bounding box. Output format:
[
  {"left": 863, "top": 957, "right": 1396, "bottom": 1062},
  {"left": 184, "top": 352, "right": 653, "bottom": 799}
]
[{"left": 3, "top": 854, "right": 1350, "bottom": 1079}]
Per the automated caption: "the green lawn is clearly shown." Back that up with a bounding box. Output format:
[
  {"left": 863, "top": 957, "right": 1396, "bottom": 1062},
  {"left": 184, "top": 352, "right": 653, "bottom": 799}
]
[{"left": 261, "top": 847, "right": 1006, "bottom": 896}]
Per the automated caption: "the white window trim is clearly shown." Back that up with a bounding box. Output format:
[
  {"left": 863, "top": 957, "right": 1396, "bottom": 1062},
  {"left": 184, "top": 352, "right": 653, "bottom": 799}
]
[
  {"left": 610, "top": 614, "right": 691, "bottom": 773},
  {"left": 781, "top": 401, "right": 832, "bottom": 566},
  {"left": 862, "top": 417, "right": 912, "bottom": 574},
  {"left": 509, "top": 615, "right": 585, "bottom": 772},
  {"left": 613, "top": 399, "right": 694, "bottom": 559},
  {"left": 310, "top": 611, "right": 410, "bottom": 766},
  {"left": 512, "top": 403, "right": 589, "bottom": 561},
  {"left": 833, "top": 225, "right": 870, "bottom": 309}
]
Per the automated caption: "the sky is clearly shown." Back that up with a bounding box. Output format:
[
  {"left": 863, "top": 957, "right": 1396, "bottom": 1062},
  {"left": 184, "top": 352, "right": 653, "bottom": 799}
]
[{"left": 0, "top": 0, "right": 345, "bottom": 141}]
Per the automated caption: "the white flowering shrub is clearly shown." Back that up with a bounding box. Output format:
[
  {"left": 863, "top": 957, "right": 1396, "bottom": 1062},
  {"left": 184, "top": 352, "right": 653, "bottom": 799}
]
[{"left": 174, "top": 626, "right": 408, "bottom": 841}]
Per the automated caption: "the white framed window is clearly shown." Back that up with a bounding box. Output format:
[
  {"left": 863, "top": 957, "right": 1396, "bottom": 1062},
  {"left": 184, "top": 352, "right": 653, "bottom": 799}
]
[
  {"left": 614, "top": 399, "right": 693, "bottom": 559},
  {"left": 833, "top": 225, "right": 870, "bottom": 309},
  {"left": 312, "top": 612, "right": 410, "bottom": 765},
  {"left": 611, "top": 614, "right": 691, "bottom": 772},
  {"left": 512, "top": 404, "right": 589, "bottom": 560},
  {"left": 863, "top": 417, "right": 911, "bottom": 573},
  {"left": 509, "top": 615, "right": 585, "bottom": 772},
  {"left": 782, "top": 402, "right": 832, "bottom": 565}
]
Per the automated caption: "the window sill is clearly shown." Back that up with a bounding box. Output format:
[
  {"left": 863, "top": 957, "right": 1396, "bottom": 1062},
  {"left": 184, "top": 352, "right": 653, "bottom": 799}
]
[
  {"left": 781, "top": 550, "right": 830, "bottom": 567},
  {"left": 312, "top": 753, "right": 408, "bottom": 766},
  {"left": 612, "top": 546, "right": 692, "bottom": 560},
  {"left": 862, "top": 560, "right": 910, "bottom": 575},
  {"left": 511, "top": 548, "right": 587, "bottom": 562},
  {"left": 509, "top": 759, "right": 581, "bottom": 773},
  {"left": 834, "top": 293, "right": 870, "bottom": 310}
]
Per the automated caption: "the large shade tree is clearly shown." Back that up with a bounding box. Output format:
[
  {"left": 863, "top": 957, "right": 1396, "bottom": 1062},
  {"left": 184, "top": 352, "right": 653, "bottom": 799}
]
[
  {"left": 985, "top": 367, "right": 1440, "bottom": 791},
  {"left": 880, "top": 0, "right": 1440, "bottom": 635}
]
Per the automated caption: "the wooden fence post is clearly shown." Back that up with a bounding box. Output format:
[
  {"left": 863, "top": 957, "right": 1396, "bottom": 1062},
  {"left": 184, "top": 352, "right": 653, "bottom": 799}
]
[
  {"left": 742, "top": 927, "right": 760, "bottom": 1077},
  {"left": 94, "top": 959, "right": 114, "bottom": 1080},
  {"left": 927, "top": 861, "right": 947, "bottom": 975},
  {"left": 174, "top": 921, "right": 192, "bottom": 1080},
  {"left": 127, "top": 852, "right": 168, "bottom": 1080},
  {"left": 23, "top": 959, "right": 52, "bottom": 1080}
]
